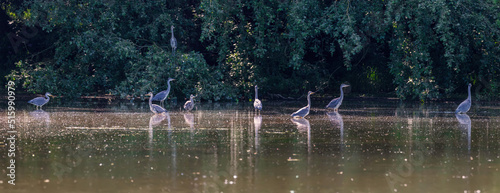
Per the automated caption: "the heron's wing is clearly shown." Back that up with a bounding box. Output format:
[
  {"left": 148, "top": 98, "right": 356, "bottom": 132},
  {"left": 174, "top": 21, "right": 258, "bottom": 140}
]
[
  {"left": 152, "top": 104, "right": 167, "bottom": 113},
  {"left": 291, "top": 106, "right": 309, "bottom": 117},
  {"left": 254, "top": 99, "right": 262, "bottom": 110},
  {"left": 455, "top": 99, "right": 471, "bottom": 113},
  {"left": 171, "top": 37, "right": 177, "bottom": 49},
  {"left": 326, "top": 97, "right": 341, "bottom": 108},
  {"left": 184, "top": 101, "right": 194, "bottom": 110},
  {"left": 152, "top": 90, "right": 169, "bottom": 101},
  {"left": 28, "top": 97, "right": 47, "bottom": 105}
]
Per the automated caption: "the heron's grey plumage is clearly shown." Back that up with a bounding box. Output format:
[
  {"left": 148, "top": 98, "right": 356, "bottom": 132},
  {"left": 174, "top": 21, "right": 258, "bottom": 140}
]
[
  {"left": 152, "top": 78, "right": 175, "bottom": 106},
  {"left": 326, "top": 83, "right": 350, "bottom": 111},
  {"left": 28, "top": 92, "right": 53, "bottom": 109},
  {"left": 184, "top": 94, "right": 195, "bottom": 111},
  {"left": 148, "top": 92, "right": 167, "bottom": 114},
  {"left": 254, "top": 85, "right": 262, "bottom": 111},
  {"left": 170, "top": 25, "right": 177, "bottom": 56},
  {"left": 455, "top": 83, "right": 472, "bottom": 114},
  {"left": 291, "top": 91, "right": 315, "bottom": 118}
]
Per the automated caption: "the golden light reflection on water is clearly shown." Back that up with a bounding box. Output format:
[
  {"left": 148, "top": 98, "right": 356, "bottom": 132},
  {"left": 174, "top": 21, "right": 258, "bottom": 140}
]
[{"left": 0, "top": 101, "right": 499, "bottom": 193}]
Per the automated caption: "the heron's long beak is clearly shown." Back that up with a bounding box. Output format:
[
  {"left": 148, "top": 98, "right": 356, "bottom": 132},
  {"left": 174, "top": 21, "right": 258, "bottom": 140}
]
[{"left": 311, "top": 92, "right": 315, "bottom": 94}]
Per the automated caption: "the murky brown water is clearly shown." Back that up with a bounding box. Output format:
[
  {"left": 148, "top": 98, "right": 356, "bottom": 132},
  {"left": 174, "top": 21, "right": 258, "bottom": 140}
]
[{"left": 1, "top": 100, "right": 500, "bottom": 193}]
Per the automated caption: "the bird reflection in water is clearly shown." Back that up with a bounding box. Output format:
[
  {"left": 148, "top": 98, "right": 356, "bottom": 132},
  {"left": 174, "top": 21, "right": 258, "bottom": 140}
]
[
  {"left": 30, "top": 109, "right": 51, "bottom": 123},
  {"left": 183, "top": 113, "right": 194, "bottom": 129},
  {"left": 148, "top": 114, "right": 168, "bottom": 159},
  {"left": 455, "top": 113, "right": 471, "bottom": 152},
  {"left": 149, "top": 114, "right": 168, "bottom": 127},
  {"left": 291, "top": 117, "right": 312, "bottom": 181},
  {"left": 254, "top": 114, "right": 262, "bottom": 151},
  {"left": 327, "top": 112, "right": 344, "bottom": 149},
  {"left": 164, "top": 112, "right": 176, "bottom": 187},
  {"left": 455, "top": 110, "right": 472, "bottom": 192},
  {"left": 29, "top": 109, "right": 51, "bottom": 132},
  {"left": 184, "top": 113, "right": 195, "bottom": 138},
  {"left": 291, "top": 118, "right": 311, "bottom": 153},
  {"left": 327, "top": 112, "right": 346, "bottom": 185}
]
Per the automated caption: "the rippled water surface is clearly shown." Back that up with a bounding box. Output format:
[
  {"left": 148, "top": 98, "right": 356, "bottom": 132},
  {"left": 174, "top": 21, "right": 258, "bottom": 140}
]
[{"left": 1, "top": 99, "right": 500, "bottom": 193}]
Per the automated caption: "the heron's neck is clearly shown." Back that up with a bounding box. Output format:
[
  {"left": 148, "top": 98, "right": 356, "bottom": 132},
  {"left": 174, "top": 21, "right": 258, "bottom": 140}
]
[
  {"left": 307, "top": 93, "right": 311, "bottom": 107},
  {"left": 149, "top": 94, "right": 153, "bottom": 106},
  {"left": 255, "top": 87, "right": 258, "bottom": 100},
  {"left": 171, "top": 28, "right": 174, "bottom": 38},
  {"left": 167, "top": 80, "right": 172, "bottom": 90},
  {"left": 340, "top": 86, "right": 344, "bottom": 100},
  {"left": 467, "top": 85, "right": 471, "bottom": 101}
]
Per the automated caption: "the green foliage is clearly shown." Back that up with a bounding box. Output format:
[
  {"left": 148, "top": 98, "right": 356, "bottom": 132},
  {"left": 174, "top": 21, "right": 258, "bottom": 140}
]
[
  {"left": 6, "top": 0, "right": 234, "bottom": 99},
  {"left": 385, "top": 0, "right": 500, "bottom": 100},
  {"left": 115, "top": 48, "right": 231, "bottom": 101},
  {"left": 4, "top": 0, "right": 500, "bottom": 100},
  {"left": 199, "top": 0, "right": 498, "bottom": 100}
]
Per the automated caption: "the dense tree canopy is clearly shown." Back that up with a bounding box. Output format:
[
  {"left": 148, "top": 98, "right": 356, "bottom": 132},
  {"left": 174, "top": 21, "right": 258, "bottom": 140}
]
[{"left": 2, "top": 0, "right": 499, "bottom": 101}]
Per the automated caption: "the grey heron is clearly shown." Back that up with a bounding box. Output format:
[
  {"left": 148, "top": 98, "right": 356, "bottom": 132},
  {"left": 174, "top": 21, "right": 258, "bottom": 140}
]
[
  {"left": 254, "top": 85, "right": 262, "bottom": 112},
  {"left": 152, "top": 78, "right": 175, "bottom": 106},
  {"left": 170, "top": 25, "right": 177, "bottom": 56},
  {"left": 184, "top": 94, "right": 195, "bottom": 111},
  {"left": 28, "top": 92, "right": 54, "bottom": 109},
  {"left": 455, "top": 83, "right": 472, "bottom": 114},
  {"left": 291, "top": 91, "right": 315, "bottom": 118},
  {"left": 326, "top": 83, "right": 350, "bottom": 111},
  {"left": 147, "top": 92, "right": 168, "bottom": 114}
]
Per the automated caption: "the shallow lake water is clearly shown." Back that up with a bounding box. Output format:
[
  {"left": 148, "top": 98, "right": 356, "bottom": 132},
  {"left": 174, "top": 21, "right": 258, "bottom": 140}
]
[{"left": 1, "top": 99, "right": 500, "bottom": 193}]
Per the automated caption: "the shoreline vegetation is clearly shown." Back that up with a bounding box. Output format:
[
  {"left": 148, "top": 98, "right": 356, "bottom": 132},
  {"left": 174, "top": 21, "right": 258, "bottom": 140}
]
[{"left": 2, "top": 1, "right": 499, "bottom": 102}]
